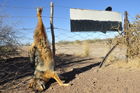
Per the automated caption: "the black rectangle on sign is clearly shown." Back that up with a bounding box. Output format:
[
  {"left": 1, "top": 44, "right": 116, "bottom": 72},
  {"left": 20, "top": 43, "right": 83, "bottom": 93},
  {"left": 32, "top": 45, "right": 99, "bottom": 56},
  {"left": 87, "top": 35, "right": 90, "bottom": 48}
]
[{"left": 71, "top": 20, "right": 122, "bottom": 33}]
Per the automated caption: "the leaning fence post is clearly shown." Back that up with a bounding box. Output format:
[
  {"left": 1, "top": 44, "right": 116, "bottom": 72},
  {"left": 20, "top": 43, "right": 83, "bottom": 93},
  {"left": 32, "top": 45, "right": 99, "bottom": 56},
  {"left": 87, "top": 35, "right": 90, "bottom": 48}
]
[
  {"left": 50, "top": 2, "right": 55, "bottom": 59},
  {"left": 99, "top": 43, "right": 119, "bottom": 68}
]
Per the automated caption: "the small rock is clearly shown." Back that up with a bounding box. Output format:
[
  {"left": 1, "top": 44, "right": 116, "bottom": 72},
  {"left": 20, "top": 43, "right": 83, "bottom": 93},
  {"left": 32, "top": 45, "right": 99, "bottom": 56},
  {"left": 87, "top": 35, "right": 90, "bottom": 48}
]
[{"left": 93, "top": 78, "right": 97, "bottom": 81}]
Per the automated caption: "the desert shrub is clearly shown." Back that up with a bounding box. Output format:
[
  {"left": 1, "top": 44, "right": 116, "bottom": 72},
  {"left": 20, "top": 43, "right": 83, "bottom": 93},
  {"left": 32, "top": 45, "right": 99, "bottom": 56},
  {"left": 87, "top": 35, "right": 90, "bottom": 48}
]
[
  {"left": 74, "top": 40, "right": 82, "bottom": 45},
  {"left": 104, "top": 14, "right": 140, "bottom": 67},
  {"left": 114, "top": 15, "right": 140, "bottom": 59},
  {"left": 57, "top": 40, "right": 73, "bottom": 45},
  {"left": 0, "top": 18, "right": 19, "bottom": 59},
  {"left": 125, "top": 15, "right": 140, "bottom": 58},
  {"left": 82, "top": 41, "right": 90, "bottom": 57}
]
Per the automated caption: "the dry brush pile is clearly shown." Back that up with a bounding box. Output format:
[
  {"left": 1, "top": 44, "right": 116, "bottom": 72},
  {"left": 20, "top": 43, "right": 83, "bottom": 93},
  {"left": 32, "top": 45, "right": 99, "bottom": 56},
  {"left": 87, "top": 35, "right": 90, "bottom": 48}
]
[
  {"left": 106, "top": 15, "right": 140, "bottom": 68},
  {"left": 119, "top": 15, "right": 140, "bottom": 59},
  {"left": 0, "top": 18, "right": 19, "bottom": 59}
]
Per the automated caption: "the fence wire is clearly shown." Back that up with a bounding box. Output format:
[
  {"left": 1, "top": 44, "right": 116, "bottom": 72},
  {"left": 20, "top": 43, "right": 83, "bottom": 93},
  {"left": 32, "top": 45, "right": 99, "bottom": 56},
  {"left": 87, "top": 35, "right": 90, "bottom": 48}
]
[{"left": 0, "top": 4, "right": 133, "bottom": 92}]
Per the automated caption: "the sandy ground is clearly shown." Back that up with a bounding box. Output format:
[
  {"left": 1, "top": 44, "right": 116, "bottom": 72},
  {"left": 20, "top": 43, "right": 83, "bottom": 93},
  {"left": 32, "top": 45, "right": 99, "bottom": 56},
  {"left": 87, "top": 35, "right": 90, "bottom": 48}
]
[{"left": 0, "top": 42, "right": 140, "bottom": 93}]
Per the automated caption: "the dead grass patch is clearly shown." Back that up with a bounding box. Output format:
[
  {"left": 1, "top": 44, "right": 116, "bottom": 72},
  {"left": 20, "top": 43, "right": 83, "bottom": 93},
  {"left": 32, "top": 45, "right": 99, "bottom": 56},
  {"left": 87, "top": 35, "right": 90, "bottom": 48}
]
[{"left": 106, "top": 56, "right": 140, "bottom": 69}]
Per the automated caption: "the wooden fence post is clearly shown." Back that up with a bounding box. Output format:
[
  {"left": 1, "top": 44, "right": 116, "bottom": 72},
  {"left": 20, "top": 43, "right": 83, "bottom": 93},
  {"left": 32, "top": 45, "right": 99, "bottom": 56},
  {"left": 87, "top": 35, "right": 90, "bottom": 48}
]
[
  {"left": 50, "top": 2, "right": 55, "bottom": 59},
  {"left": 124, "top": 11, "right": 129, "bottom": 62}
]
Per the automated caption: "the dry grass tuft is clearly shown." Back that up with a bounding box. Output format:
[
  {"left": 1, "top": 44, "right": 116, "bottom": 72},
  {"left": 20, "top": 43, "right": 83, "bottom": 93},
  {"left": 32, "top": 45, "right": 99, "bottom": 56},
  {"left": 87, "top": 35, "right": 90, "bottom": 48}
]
[
  {"left": 81, "top": 41, "right": 90, "bottom": 57},
  {"left": 106, "top": 55, "right": 140, "bottom": 69}
]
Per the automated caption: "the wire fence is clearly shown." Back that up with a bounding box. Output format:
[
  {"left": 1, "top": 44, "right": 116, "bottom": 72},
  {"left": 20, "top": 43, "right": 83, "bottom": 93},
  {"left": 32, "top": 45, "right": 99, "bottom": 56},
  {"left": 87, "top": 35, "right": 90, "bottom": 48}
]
[{"left": 0, "top": 4, "right": 136, "bottom": 92}]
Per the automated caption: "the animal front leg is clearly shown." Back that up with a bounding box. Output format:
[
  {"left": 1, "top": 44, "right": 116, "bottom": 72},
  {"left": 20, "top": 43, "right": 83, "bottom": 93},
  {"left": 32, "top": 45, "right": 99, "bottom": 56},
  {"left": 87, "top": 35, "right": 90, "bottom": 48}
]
[
  {"left": 29, "top": 78, "right": 35, "bottom": 88},
  {"left": 29, "top": 42, "right": 37, "bottom": 68},
  {"left": 29, "top": 42, "right": 36, "bottom": 53},
  {"left": 29, "top": 78, "right": 46, "bottom": 91}
]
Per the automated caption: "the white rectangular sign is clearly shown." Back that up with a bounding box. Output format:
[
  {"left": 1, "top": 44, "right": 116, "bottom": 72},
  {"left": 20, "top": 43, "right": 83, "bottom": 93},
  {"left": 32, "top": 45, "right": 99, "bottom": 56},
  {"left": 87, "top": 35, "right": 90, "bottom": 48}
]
[{"left": 70, "top": 8, "right": 122, "bottom": 32}]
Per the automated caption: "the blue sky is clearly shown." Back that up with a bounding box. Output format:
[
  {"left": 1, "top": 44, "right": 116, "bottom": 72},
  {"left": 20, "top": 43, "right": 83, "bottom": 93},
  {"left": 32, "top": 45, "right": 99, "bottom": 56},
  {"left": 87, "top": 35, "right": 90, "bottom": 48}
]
[{"left": 0, "top": 0, "right": 139, "bottom": 44}]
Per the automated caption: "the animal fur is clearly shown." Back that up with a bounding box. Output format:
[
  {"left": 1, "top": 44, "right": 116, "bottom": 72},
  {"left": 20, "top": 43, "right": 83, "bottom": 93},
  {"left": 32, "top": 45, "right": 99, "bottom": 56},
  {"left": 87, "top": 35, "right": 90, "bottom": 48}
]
[{"left": 29, "top": 8, "right": 69, "bottom": 91}]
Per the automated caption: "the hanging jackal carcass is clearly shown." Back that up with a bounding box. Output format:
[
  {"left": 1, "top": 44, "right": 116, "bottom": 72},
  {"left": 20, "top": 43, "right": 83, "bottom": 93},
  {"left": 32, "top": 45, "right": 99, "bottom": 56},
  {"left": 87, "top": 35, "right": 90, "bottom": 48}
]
[{"left": 29, "top": 8, "right": 69, "bottom": 91}]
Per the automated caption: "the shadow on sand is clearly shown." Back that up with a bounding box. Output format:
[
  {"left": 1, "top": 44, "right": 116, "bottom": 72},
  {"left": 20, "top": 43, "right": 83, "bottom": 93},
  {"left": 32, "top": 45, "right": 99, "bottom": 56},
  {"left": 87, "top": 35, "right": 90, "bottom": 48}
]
[
  {"left": 0, "top": 54, "right": 101, "bottom": 91},
  {"left": 44, "top": 54, "right": 101, "bottom": 90},
  {"left": 0, "top": 57, "right": 33, "bottom": 86}
]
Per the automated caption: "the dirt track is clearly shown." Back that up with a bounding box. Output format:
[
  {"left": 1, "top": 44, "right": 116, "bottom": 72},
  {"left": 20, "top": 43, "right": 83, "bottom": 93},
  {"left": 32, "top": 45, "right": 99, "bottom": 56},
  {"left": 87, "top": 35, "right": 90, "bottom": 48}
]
[{"left": 0, "top": 43, "right": 140, "bottom": 93}]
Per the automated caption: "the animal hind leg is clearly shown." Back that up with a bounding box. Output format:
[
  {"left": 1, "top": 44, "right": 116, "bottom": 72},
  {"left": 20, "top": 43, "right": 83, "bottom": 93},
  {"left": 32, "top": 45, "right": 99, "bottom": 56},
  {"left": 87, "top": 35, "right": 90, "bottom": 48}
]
[
  {"left": 52, "top": 72, "right": 69, "bottom": 86},
  {"left": 43, "top": 71, "right": 69, "bottom": 86}
]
